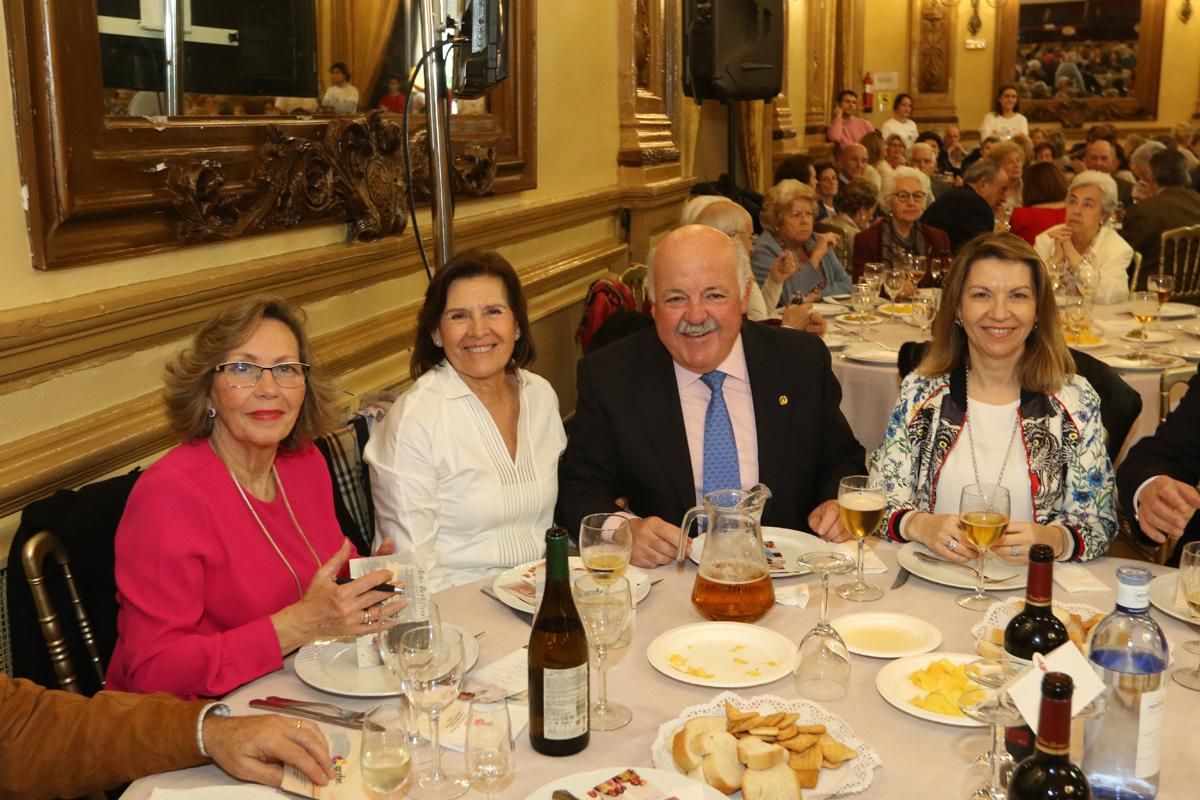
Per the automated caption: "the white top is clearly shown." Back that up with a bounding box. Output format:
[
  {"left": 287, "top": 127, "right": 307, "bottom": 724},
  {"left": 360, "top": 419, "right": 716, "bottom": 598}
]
[
  {"left": 321, "top": 83, "right": 360, "bottom": 113},
  {"left": 1033, "top": 224, "right": 1133, "bottom": 305},
  {"left": 933, "top": 398, "right": 1035, "bottom": 522},
  {"left": 673, "top": 335, "right": 760, "bottom": 504},
  {"left": 365, "top": 364, "right": 567, "bottom": 591},
  {"left": 979, "top": 112, "right": 1030, "bottom": 142},
  {"left": 880, "top": 118, "right": 919, "bottom": 148}
]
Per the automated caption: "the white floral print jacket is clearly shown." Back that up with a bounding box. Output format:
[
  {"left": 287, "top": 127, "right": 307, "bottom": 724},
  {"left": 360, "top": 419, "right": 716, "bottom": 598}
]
[{"left": 869, "top": 366, "right": 1116, "bottom": 561}]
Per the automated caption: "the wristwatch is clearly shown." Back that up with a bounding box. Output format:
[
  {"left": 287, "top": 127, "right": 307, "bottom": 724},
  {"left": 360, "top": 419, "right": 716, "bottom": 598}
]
[{"left": 196, "top": 702, "right": 231, "bottom": 758}]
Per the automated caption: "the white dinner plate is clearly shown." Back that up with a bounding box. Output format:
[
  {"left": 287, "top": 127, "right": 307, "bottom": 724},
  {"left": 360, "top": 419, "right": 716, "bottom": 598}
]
[
  {"left": 842, "top": 345, "right": 898, "bottom": 365},
  {"left": 689, "top": 526, "right": 820, "bottom": 578},
  {"left": 810, "top": 301, "right": 847, "bottom": 316},
  {"left": 834, "top": 312, "right": 884, "bottom": 326},
  {"left": 875, "top": 652, "right": 985, "bottom": 728},
  {"left": 896, "top": 542, "right": 1025, "bottom": 591},
  {"left": 827, "top": 293, "right": 852, "bottom": 304},
  {"left": 1149, "top": 573, "right": 1200, "bottom": 624},
  {"left": 822, "top": 333, "right": 853, "bottom": 350},
  {"left": 1152, "top": 302, "right": 1196, "bottom": 319},
  {"left": 646, "top": 622, "right": 797, "bottom": 688},
  {"left": 1178, "top": 320, "right": 1200, "bottom": 338},
  {"left": 1102, "top": 353, "right": 1187, "bottom": 371},
  {"left": 1119, "top": 329, "right": 1175, "bottom": 344},
  {"left": 1168, "top": 343, "right": 1200, "bottom": 361},
  {"left": 526, "top": 767, "right": 725, "bottom": 800},
  {"left": 831, "top": 612, "right": 943, "bottom": 658},
  {"left": 491, "top": 557, "right": 651, "bottom": 614},
  {"left": 293, "top": 622, "right": 479, "bottom": 698},
  {"left": 651, "top": 691, "right": 882, "bottom": 799}
]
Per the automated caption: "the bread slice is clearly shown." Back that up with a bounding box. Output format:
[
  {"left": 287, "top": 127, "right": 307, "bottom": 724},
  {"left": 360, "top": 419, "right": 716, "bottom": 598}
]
[
  {"left": 697, "top": 730, "right": 744, "bottom": 795},
  {"left": 742, "top": 761, "right": 802, "bottom": 800},
  {"left": 673, "top": 716, "right": 727, "bottom": 772},
  {"left": 737, "top": 736, "right": 788, "bottom": 770}
]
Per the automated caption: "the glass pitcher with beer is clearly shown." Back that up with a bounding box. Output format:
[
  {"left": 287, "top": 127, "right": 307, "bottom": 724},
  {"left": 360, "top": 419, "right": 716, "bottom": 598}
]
[{"left": 677, "top": 485, "right": 775, "bottom": 623}]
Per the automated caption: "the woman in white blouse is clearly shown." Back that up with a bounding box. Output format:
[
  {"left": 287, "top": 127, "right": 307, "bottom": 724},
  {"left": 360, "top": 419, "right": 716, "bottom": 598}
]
[
  {"left": 879, "top": 94, "right": 918, "bottom": 148},
  {"left": 979, "top": 85, "right": 1029, "bottom": 142},
  {"left": 366, "top": 251, "right": 566, "bottom": 590},
  {"left": 1033, "top": 171, "right": 1132, "bottom": 305}
]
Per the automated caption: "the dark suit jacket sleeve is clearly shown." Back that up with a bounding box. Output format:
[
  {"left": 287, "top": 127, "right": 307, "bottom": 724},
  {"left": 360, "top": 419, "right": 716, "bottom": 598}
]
[
  {"left": 0, "top": 674, "right": 207, "bottom": 800},
  {"left": 1119, "top": 204, "right": 1154, "bottom": 255},
  {"left": 556, "top": 353, "right": 626, "bottom": 535}
]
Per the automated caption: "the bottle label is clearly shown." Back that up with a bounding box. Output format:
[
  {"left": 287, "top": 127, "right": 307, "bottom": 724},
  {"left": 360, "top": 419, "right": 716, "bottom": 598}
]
[
  {"left": 542, "top": 663, "right": 588, "bottom": 740},
  {"left": 1117, "top": 580, "right": 1150, "bottom": 612},
  {"left": 1135, "top": 686, "right": 1165, "bottom": 779}
]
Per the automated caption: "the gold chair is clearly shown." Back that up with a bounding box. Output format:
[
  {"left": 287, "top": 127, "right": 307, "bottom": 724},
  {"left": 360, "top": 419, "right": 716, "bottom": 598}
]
[
  {"left": 621, "top": 263, "right": 648, "bottom": 311},
  {"left": 1160, "top": 223, "right": 1200, "bottom": 300},
  {"left": 21, "top": 531, "right": 106, "bottom": 695},
  {"left": 1160, "top": 363, "right": 1197, "bottom": 423},
  {"left": 1128, "top": 251, "right": 1142, "bottom": 295}
]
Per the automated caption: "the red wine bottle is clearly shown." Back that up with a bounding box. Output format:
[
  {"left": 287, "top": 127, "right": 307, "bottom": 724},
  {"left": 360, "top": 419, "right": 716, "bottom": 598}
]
[
  {"left": 1004, "top": 543, "right": 1068, "bottom": 761},
  {"left": 528, "top": 527, "right": 589, "bottom": 755},
  {"left": 1009, "top": 672, "right": 1092, "bottom": 799}
]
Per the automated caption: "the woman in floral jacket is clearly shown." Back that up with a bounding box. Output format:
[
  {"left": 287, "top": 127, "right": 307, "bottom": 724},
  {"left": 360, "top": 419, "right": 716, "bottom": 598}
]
[{"left": 870, "top": 233, "right": 1116, "bottom": 564}]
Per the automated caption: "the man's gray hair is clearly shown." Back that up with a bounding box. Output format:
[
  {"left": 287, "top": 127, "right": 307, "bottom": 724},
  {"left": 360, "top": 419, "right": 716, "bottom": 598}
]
[
  {"left": 963, "top": 158, "right": 1002, "bottom": 185},
  {"left": 1068, "top": 170, "right": 1119, "bottom": 214},
  {"left": 880, "top": 166, "right": 932, "bottom": 209},
  {"left": 1130, "top": 141, "right": 1166, "bottom": 169}
]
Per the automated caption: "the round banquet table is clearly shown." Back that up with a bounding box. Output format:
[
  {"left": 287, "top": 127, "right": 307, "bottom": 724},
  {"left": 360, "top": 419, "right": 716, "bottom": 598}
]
[
  {"left": 124, "top": 543, "right": 1200, "bottom": 799},
  {"left": 828, "top": 300, "right": 1193, "bottom": 460}
]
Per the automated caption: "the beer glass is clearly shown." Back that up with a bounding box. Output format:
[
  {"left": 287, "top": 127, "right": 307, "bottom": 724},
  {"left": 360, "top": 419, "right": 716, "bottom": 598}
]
[
  {"left": 579, "top": 513, "right": 632, "bottom": 586},
  {"left": 836, "top": 476, "right": 885, "bottom": 602},
  {"left": 958, "top": 484, "right": 1010, "bottom": 611}
]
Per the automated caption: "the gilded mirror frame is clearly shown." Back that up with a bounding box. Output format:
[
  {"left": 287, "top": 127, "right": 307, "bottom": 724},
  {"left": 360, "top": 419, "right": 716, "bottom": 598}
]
[
  {"left": 5, "top": 0, "right": 536, "bottom": 269},
  {"left": 994, "top": 0, "right": 1164, "bottom": 129}
]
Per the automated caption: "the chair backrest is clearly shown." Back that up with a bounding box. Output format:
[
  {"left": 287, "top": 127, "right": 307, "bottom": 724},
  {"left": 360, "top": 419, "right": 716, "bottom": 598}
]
[
  {"left": 576, "top": 277, "right": 637, "bottom": 353},
  {"left": 1128, "top": 251, "right": 1142, "bottom": 294},
  {"left": 1160, "top": 223, "right": 1200, "bottom": 300},
  {"left": 1160, "top": 364, "right": 1198, "bottom": 423},
  {"left": 314, "top": 415, "right": 375, "bottom": 556},
  {"left": 21, "top": 531, "right": 106, "bottom": 695},
  {"left": 621, "top": 263, "right": 649, "bottom": 313}
]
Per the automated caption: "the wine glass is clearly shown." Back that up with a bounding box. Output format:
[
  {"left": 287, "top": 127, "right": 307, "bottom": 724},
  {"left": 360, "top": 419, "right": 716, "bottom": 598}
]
[
  {"left": 907, "top": 255, "right": 928, "bottom": 290},
  {"left": 1044, "top": 259, "right": 1064, "bottom": 296},
  {"left": 957, "top": 483, "right": 1010, "bottom": 611},
  {"left": 794, "top": 551, "right": 854, "bottom": 700},
  {"left": 1059, "top": 295, "right": 1086, "bottom": 345},
  {"left": 929, "top": 255, "right": 947, "bottom": 289},
  {"left": 958, "top": 658, "right": 1025, "bottom": 800},
  {"left": 572, "top": 574, "right": 633, "bottom": 730},
  {"left": 863, "top": 261, "right": 886, "bottom": 295},
  {"left": 911, "top": 294, "right": 936, "bottom": 340},
  {"left": 578, "top": 513, "right": 632, "bottom": 586},
  {"left": 361, "top": 703, "right": 414, "bottom": 797},
  {"left": 850, "top": 283, "right": 876, "bottom": 340},
  {"left": 1075, "top": 257, "right": 1100, "bottom": 335},
  {"left": 398, "top": 624, "right": 469, "bottom": 800},
  {"left": 464, "top": 700, "right": 514, "bottom": 800},
  {"left": 1128, "top": 291, "right": 1159, "bottom": 361},
  {"left": 836, "top": 476, "right": 885, "bottom": 602},
  {"left": 883, "top": 268, "right": 907, "bottom": 313},
  {"left": 1148, "top": 273, "right": 1174, "bottom": 317},
  {"left": 1172, "top": 541, "right": 1200, "bottom": 690}
]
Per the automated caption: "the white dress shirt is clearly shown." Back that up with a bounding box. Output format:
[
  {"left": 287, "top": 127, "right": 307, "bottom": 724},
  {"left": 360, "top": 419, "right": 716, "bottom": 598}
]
[
  {"left": 933, "top": 398, "right": 1035, "bottom": 522},
  {"left": 673, "top": 335, "right": 760, "bottom": 504},
  {"left": 365, "top": 364, "right": 567, "bottom": 591}
]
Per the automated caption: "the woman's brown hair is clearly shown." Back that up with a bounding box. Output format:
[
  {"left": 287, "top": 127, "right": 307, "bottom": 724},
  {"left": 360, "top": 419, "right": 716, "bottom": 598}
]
[
  {"left": 411, "top": 250, "right": 535, "bottom": 380},
  {"left": 919, "top": 232, "right": 1074, "bottom": 394},
  {"left": 1021, "top": 162, "right": 1068, "bottom": 206},
  {"left": 163, "top": 296, "right": 337, "bottom": 451}
]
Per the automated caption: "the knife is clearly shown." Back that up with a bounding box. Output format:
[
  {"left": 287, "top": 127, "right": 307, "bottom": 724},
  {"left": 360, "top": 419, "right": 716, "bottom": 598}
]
[
  {"left": 479, "top": 584, "right": 534, "bottom": 624},
  {"left": 890, "top": 566, "right": 911, "bottom": 589}
]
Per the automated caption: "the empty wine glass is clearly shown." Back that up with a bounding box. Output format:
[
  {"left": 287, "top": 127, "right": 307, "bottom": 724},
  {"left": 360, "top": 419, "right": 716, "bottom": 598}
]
[
  {"left": 836, "top": 476, "right": 885, "bottom": 602},
  {"left": 1172, "top": 541, "right": 1200, "bottom": 691},
  {"left": 1059, "top": 295, "right": 1086, "bottom": 345},
  {"left": 1075, "top": 257, "right": 1100, "bottom": 335},
  {"left": 1044, "top": 259, "right": 1065, "bottom": 296},
  {"left": 930, "top": 254, "right": 948, "bottom": 288},
  {"left": 579, "top": 513, "right": 632, "bottom": 587},
  {"left": 794, "top": 551, "right": 854, "bottom": 700},
  {"left": 958, "top": 484, "right": 1010, "bottom": 611},
  {"left": 911, "top": 294, "right": 936, "bottom": 340},
  {"left": 361, "top": 703, "right": 414, "bottom": 798},
  {"left": 850, "top": 283, "right": 876, "bottom": 340},
  {"left": 465, "top": 700, "right": 514, "bottom": 800},
  {"left": 573, "top": 574, "right": 633, "bottom": 730},
  {"left": 1128, "top": 291, "right": 1159, "bottom": 361},
  {"left": 958, "top": 658, "right": 1024, "bottom": 800},
  {"left": 398, "top": 624, "right": 468, "bottom": 800},
  {"left": 863, "top": 261, "right": 885, "bottom": 295},
  {"left": 883, "top": 268, "right": 907, "bottom": 313}
]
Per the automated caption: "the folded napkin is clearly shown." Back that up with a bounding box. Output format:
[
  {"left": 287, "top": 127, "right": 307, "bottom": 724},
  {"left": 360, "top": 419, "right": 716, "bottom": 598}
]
[
  {"left": 774, "top": 583, "right": 810, "bottom": 608},
  {"left": 829, "top": 541, "right": 888, "bottom": 574},
  {"left": 1053, "top": 564, "right": 1110, "bottom": 594},
  {"left": 417, "top": 701, "right": 530, "bottom": 752}
]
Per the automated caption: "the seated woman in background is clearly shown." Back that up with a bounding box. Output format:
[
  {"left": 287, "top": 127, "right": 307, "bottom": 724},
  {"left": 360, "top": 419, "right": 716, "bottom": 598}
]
[
  {"left": 870, "top": 233, "right": 1116, "bottom": 564},
  {"left": 108, "top": 298, "right": 397, "bottom": 699},
  {"left": 750, "top": 180, "right": 853, "bottom": 304},
  {"left": 1009, "top": 161, "right": 1068, "bottom": 245},
  {"left": 877, "top": 135, "right": 908, "bottom": 184},
  {"left": 988, "top": 140, "right": 1027, "bottom": 209},
  {"left": 366, "top": 251, "right": 566, "bottom": 591},
  {"left": 815, "top": 161, "right": 839, "bottom": 219},
  {"left": 816, "top": 179, "right": 878, "bottom": 275},
  {"left": 1033, "top": 170, "right": 1132, "bottom": 304},
  {"left": 852, "top": 167, "right": 949, "bottom": 282}
]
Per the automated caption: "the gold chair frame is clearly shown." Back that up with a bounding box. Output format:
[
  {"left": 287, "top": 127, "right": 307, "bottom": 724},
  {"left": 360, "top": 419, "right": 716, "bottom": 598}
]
[
  {"left": 21, "top": 530, "right": 106, "bottom": 695},
  {"left": 621, "top": 263, "right": 649, "bottom": 311},
  {"left": 1160, "top": 364, "right": 1197, "bottom": 423},
  {"left": 1160, "top": 223, "right": 1200, "bottom": 301}
]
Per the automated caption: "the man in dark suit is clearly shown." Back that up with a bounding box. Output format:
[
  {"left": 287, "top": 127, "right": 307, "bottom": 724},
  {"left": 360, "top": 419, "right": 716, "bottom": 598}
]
[
  {"left": 920, "top": 159, "right": 1009, "bottom": 253},
  {"left": 1117, "top": 369, "right": 1200, "bottom": 567},
  {"left": 1121, "top": 148, "right": 1200, "bottom": 285},
  {"left": 557, "top": 225, "right": 866, "bottom": 567}
]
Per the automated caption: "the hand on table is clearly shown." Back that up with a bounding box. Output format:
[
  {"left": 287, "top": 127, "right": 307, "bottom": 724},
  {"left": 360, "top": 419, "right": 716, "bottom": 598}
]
[
  {"left": 809, "top": 499, "right": 852, "bottom": 543},
  {"left": 1136, "top": 475, "right": 1200, "bottom": 543},
  {"left": 992, "top": 521, "right": 1068, "bottom": 564},
  {"left": 905, "top": 512, "right": 975, "bottom": 564},
  {"left": 630, "top": 515, "right": 683, "bottom": 568},
  {"left": 204, "top": 714, "right": 333, "bottom": 788},
  {"left": 781, "top": 303, "right": 827, "bottom": 335}
]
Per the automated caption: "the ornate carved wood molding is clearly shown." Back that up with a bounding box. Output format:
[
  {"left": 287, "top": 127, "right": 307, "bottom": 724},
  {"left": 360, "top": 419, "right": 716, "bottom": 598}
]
[
  {"left": 910, "top": 0, "right": 958, "bottom": 125},
  {"left": 803, "top": 0, "right": 837, "bottom": 141},
  {"left": 618, "top": 0, "right": 682, "bottom": 177}
]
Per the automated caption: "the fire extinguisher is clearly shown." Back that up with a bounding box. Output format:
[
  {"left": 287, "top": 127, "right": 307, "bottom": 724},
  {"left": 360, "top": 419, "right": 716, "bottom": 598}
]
[{"left": 863, "top": 72, "right": 874, "bottom": 113}]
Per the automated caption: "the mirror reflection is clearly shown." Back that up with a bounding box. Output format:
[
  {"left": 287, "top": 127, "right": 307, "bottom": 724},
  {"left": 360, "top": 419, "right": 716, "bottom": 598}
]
[
  {"left": 98, "top": 0, "right": 491, "bottom": 117},
  {"left": 1010, "top": 0, "right": 1139, "bottom": 101}
]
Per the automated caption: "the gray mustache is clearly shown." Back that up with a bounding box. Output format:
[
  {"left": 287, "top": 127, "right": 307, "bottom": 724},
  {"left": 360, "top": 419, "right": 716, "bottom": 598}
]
[{"left": 676, "top": 318, "right": 719, "bottom": 336}]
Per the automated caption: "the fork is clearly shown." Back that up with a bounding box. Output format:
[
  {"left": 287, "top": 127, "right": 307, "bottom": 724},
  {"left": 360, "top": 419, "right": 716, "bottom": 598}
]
[{"left": 249, "top": 696, "right": 365, "bottom": 727}]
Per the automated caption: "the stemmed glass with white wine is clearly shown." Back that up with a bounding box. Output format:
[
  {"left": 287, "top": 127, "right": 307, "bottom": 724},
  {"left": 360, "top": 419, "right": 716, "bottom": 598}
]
[
  {"left": 361, "top": 703, "right": 414, "bottom": 798},
  {"left": 1128, "top": 291, "right": 1159, "bottom": 361},
  {"left": 579, "top": 513, "right": 633, "bottom": 586},
  {"left": 957, "top": 484, "right": 1010, "bottom": 611},
  {"left": 1172, "top": 541, "right": 1200, "bottom": 690},
  {"left": 464, "top": 699, "right": 514, "bottom": 799},
  {"left": 397, "top": 624, "right": 469, "bottom": 800},
  {"left": 836, "top": 475, "right": 886, "bottom": 602},
  {"left": 572, "top": 574, "right": 633, "bottom": 730}
]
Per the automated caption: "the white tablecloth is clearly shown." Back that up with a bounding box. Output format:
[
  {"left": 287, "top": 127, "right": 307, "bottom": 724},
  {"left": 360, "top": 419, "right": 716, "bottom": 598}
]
[{"left": 123, "top": 545, "right": 1200, "bottom": 799}]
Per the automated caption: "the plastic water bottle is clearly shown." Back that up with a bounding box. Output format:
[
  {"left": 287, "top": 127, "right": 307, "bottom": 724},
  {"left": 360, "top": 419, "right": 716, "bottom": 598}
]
[{"left": 1083, "top": 566, "right": 1168, "bottom": 799}]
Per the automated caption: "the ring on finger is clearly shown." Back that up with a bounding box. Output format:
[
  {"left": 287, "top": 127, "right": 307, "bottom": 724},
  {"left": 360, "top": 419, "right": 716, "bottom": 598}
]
[
  {"left": 296, "top": 720, "right": 303, "bottom": 730},
  {"left": 947, "top": 538, "right": 958, "bottom": 551},
  {"left": 1011, "top": 544, "right": 1022, "bottom": 557},
  {"left": 362, "top": 609, "right": 371, "bottom": 626}
]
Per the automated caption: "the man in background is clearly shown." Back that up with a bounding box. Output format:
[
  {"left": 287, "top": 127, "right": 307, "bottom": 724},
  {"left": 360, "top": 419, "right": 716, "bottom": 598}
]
[
  {"left": 826, "top": 90, "right": 874, "bottom": 147},
  {"left": 1122, "top": 148, "right": 1200, "bottom": 284},
  {"left": 920, "top": 159, "right": 1010, "bottom": 252}
]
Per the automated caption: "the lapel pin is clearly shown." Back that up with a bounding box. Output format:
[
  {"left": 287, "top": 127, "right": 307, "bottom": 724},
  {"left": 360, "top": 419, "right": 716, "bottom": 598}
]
[{"left": 778, "top": 394, "right": 789, "bottom": 406}]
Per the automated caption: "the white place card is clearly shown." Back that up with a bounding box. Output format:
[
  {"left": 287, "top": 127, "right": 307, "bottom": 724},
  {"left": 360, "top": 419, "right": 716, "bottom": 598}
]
[
  {"left": 348, "top": 556, "right": 430, "bottom": 667},
  {"left": 1007, "top": 643, "right": 1105, "bottom": 732}
]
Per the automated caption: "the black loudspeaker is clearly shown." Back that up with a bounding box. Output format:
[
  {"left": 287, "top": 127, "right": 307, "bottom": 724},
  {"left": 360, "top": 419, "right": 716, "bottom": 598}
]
[{"left": 682, "top": 0, "right": 783, "bottom": 103}]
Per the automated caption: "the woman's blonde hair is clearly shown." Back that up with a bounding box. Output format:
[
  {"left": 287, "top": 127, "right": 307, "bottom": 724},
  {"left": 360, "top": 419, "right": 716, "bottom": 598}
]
[
  {"left": 760, "top": 180, "right": 817, "bottom": 235},
  {"left": 919, "top": 233, "right": 1074, "bottom": 394},
  {"left": 163, "top": 296, "right": 337, "bottom": 451}
]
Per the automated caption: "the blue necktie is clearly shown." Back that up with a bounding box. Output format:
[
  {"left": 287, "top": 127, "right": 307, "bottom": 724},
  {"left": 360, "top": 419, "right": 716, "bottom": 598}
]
[{"left": 700, "top": 371, "right": 741, "bottom": 496}]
